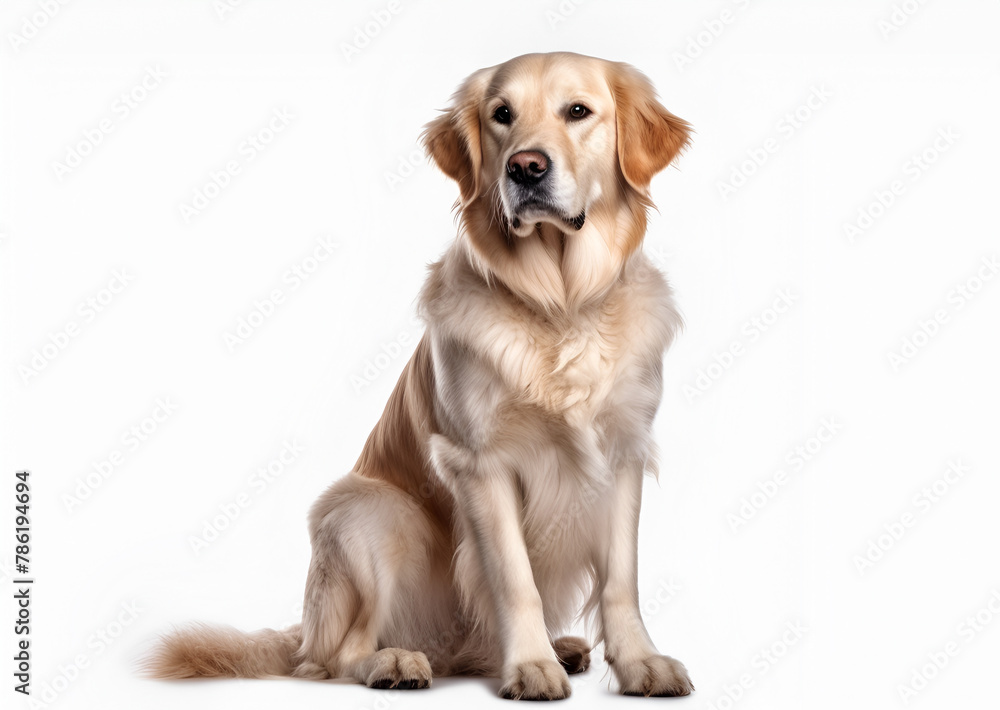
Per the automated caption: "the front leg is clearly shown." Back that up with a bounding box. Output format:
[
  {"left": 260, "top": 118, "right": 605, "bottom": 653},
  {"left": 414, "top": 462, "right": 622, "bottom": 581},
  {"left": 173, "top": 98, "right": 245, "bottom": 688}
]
[
  {"left": 600, "top": 462, "right": 693, "bottom": 697},
  {"left": 430, "top": 436, "right": 571, "bottom": 701}
]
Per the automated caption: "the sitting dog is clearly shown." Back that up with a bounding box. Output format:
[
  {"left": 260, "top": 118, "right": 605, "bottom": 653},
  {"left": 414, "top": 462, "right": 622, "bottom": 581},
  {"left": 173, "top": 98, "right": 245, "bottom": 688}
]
[{"left": 149, "top": 51, "right": 693, "bottom": 700}]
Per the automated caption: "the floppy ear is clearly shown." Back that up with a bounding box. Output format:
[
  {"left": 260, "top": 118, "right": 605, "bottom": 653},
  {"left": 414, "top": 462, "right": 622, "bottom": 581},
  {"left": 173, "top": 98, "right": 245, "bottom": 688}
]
[
  {"left": 610, "top": 63, "right": 692, "bottom": 191},
  {"left": 421, "top": 72, "right": 487, "bottom": 205}
]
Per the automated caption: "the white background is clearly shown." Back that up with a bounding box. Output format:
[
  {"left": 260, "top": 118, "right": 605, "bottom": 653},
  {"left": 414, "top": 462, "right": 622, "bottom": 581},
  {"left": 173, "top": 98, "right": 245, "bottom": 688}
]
[{"left": 2, "top": 1, "right": 999, "bottom": 709}]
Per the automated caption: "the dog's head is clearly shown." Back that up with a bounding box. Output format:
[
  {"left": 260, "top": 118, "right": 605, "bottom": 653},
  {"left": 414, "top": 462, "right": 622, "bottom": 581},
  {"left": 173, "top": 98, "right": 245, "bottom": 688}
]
[{"left": 422, "top": 53, "right": 690, "bottom": 310}]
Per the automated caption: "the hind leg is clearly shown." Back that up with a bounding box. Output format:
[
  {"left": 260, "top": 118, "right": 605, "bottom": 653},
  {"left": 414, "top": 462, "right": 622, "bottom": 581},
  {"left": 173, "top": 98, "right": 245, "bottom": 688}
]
[{"left": 293, "top": 474, "right": 447, "bottom": 688}]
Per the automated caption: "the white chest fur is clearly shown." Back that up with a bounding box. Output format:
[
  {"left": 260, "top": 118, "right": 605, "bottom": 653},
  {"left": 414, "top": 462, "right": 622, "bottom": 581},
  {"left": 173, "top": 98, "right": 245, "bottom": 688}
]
[
  {"left": 424, "top": 251, "right": 680, "bottom": 454},
  {"left": 532, "top": 316, "right": 624, "bottom": 420}
]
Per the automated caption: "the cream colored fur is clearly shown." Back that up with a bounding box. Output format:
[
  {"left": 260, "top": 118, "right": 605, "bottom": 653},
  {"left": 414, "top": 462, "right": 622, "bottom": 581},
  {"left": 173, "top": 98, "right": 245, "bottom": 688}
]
[{"left": 147, "top": 52, "right": 693, "bottom": 700}]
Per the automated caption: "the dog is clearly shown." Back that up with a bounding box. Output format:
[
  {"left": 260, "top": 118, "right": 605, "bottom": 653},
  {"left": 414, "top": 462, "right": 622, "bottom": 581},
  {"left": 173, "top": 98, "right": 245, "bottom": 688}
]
[{"left": 148, "top": 51, "right": 693, "bottom": 700}]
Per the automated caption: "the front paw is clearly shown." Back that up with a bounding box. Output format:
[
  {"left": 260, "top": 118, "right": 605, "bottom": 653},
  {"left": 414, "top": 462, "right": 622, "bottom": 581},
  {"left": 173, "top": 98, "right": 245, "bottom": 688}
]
[
  {"left": 613, "top": 655, "right": 693, "bottom": 697},
  {"left": 500, "top": 659, "right": 571, "bottom": 700}
]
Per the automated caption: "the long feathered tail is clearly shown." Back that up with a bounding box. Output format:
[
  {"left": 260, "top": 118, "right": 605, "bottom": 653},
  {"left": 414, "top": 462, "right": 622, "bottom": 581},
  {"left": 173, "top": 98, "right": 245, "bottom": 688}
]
[{"left": 143, "top": 623, "right": 302, "bottom": 679}]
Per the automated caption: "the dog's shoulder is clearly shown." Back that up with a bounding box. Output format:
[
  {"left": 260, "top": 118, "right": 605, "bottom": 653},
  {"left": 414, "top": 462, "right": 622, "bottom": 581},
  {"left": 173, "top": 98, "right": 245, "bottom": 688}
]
[
  {"left": 418, "top": 242, "right": 532, "bottom": 346},
  {"left": 612, "top": 251, "right": 683, "bottom": 357}
]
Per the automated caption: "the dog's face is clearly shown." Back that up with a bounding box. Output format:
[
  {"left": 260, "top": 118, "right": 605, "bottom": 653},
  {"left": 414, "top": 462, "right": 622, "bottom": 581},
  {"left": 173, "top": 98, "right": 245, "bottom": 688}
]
[
  {"left": 481, "top": 55, "right": 617, "bottom": 237},
  {"left": 423, "top": 53, "right": 690, "bottom": 240}
]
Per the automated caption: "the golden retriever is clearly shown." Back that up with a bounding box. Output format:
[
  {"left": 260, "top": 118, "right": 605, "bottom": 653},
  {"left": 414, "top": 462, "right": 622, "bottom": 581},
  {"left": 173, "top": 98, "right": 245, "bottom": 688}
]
[{"left": 148, "top": 51, "right": 693, "bottom": 700}]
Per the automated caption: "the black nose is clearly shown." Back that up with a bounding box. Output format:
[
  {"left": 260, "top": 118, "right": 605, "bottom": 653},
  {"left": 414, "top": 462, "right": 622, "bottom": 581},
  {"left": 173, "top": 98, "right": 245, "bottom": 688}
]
[{"left": 507, "top": 150, "right": 549, "bottom": 185}]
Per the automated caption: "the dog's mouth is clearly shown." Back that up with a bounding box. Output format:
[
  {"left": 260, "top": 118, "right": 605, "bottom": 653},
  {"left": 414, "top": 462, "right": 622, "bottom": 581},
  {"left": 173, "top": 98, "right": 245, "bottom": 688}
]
[{"left": 507, "top": 200, "right": 586, "bottom": 236}]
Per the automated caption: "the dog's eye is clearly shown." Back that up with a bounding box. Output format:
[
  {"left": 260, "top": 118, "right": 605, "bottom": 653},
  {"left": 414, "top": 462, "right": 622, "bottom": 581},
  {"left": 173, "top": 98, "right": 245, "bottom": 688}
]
[
  {"left": 568, "top": 104, "right": 590, "bottom": 120},
  {"left": 493, "top": 105, "right": 512, "bottom": 125}
]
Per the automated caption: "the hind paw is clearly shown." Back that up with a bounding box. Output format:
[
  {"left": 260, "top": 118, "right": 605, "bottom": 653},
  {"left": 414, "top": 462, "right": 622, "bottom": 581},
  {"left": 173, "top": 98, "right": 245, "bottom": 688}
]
[
  {"left": 552, "top": 636, "right": 590, "bottom": 674},
  {"left": 362, "top": 648, "right": 432, "bottom": 690}
]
